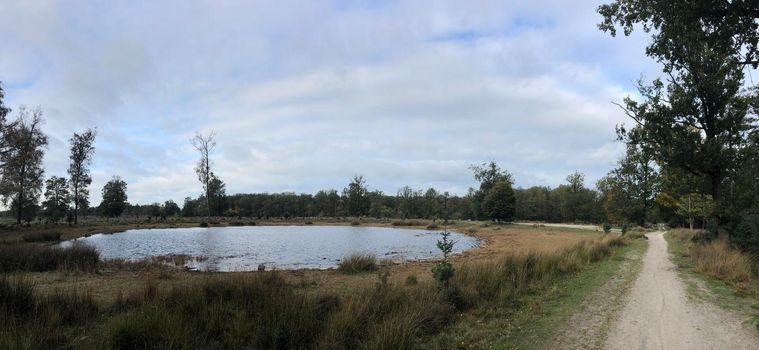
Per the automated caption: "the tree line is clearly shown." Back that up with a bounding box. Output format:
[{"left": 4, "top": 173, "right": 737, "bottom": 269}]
[{"left": 0, "top": 90, "right": 100, "bottom": 225}]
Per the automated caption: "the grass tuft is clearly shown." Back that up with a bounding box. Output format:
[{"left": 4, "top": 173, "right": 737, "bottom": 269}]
[{"left": 338, "top": 253, "right": 378, "bottom": 273}]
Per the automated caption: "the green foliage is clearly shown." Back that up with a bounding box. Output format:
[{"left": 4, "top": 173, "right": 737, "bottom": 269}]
[
  {"left": 101, "top": 176, "right": 128, "bottom": 218},
  {"left": 599, "top": 0, "right": 758, "bottom": 224},
  {"left": 597, "top": 143, "right": 659, "bottom": 225},
  {"left": 603, "top": 223, "right": 612, "bottom": 233},
  {"left": 0, "top": 106, "right": 48, "bottom": 224},
  {"left": 482, "top": 181, "right": 516, "bottom": 223},
  {"left": 732, "top": 213, "right": 759, "bottom": 254},
  {"left": 432, "top": 231, "right": 455, "bottom": 287},
  {"left": 343, "top": 175, "right": 369, "bottom": 217},
  {"left": 470, "top": 161, "right": 513, "bottom": 220},
  {"left": 621, "top": 223, "right": 629, "bottom": 235},
  {"left": 42, "top": 176, "right": 70, "bottom": 222},
  {"left": 68, "top": 129, "right": 96, "bottom": 224}
]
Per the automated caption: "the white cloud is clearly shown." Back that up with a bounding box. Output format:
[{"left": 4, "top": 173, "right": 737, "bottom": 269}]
[{"left": 0, "top": 0, "right": 660, "bottom": 205}]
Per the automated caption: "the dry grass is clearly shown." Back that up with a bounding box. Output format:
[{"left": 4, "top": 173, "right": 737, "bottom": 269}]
[
  {"left": 691, "top": 240, "right": 754, "bottom": 284},
  {"left": 0, "top": 242, "right": 99, "bottom": 272},
  {"left": 22, "top": 231, "right": 62, "bottom": 242},
  {"left": 670, "top": 228, "right": 756, "bottom": 287},
  {"left": 338, "top": 253, "right": 378, "bottom": 273}
]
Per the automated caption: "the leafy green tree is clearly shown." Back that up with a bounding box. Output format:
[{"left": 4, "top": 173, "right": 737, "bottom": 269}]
[
  {"left": 206, "top": 174, "right": 227, "bottom": 216},
  {"left": 0, "top": 106, "right": 48, "bottom": 224},
  {"left": 599, "top": 0, "right": 759, "bottom": 225},
  {"left": 181, "top": 197, "right": 197, "bottom": 217},
  {"left": 42, "top": 176, "right": 70, "bottom": 222},
  {"left": 68, "top": 129, "right": 96, "bottom": 224},
  {"left": 163, "top": 200, "right": 181, "bottom": 217},
  {"left": 101, "top": 176, "right": 128, "bottom": 218},
  {"left": 598, "top": 143, "right": 660, "bottom": 225},
  {"left": 343, "top": 175, "right": 369, "bottom": 217},
  {"left": 314, "top": 189, "right": 339, "bottom": 217},
  {"left": 470, "top": 161, "right": 513, "bottom": 219},
  {"left": 482, "top": 181, "right": 516, "bottom": 223}
]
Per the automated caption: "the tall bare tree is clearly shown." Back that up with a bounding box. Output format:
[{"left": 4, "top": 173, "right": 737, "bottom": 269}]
[
  {"left": 68, "top": 129, "right": 96, "bottom": 224},
  {"left": 191, "top": 131, "right": 216, "bottom": 221},
  {"left": 0, "top": 106, "right": 48, "bottom": 224}
]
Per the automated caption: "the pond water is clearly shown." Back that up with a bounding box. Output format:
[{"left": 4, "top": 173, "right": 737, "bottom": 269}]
[{"left": 58, "top": 225, "right": 478, "bottom": 271}]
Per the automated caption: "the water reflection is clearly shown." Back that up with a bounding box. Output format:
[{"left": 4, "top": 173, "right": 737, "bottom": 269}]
[{"left": 59, "top": 226, "right": 478, "bottom": 271}]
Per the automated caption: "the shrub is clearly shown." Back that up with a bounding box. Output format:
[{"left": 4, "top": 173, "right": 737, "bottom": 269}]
[
  {"left": 22, "top": 232, "right": 61, "bottom": 242},
  {"left": 228, "top": 221, "right": 245, "bottom": 226},
  {"left": 432, "top": 231, "right": 455, "bottom": 287},
  {"left": 603, "top": 223, "right": 611, "bottom": 234},
  {"left": 621, "top": 223, "right": 629, "bottom": 235},
  {"left": 426, "top": 222, "right": 439, "bottom": 230},
  {"left": 350, "top": 221, "right": 361, "bottom": 226},
  {"left": 305, "top": 221, "right": 314, "bottom": 225},
  {"left": 338, "top": 253, "right": 377, "bottom": 273},
  {"left": 732, "top": 213, "right": 759, "bottom": 253},
  {"left": 199, "top": 222, "right": 208, "bottom": 227}
]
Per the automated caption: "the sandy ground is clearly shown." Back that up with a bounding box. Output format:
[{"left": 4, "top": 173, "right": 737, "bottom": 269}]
[{"left": 605, "top": 232, "right": 758, "bottom": 350}]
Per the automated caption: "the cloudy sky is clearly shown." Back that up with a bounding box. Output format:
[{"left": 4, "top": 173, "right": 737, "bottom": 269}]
[{"left": 0, "top": 0, "right": 661, "bottom": 205}]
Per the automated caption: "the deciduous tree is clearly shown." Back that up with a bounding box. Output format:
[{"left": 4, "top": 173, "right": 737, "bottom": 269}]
[
  {"left": 101, "top": 176, "right": 128, "bottom": 218},
  {"left": 0, "top": 106, "right": 48, "bottom": 224},
  {"left": 482, "top": 181, "right": 516, "bottom": 223},
  {"left": 68, "top": 129, "right": 96, "bottom": 224}
]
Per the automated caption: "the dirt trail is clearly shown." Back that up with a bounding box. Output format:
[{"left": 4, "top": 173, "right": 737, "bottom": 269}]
[{"left": 605, "top": 232, "right": 758, "bottom": 350}]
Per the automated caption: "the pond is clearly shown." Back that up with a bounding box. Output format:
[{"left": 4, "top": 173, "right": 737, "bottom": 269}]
[{"left": 58, "top": 225, "right": 478, "bottom": 271}]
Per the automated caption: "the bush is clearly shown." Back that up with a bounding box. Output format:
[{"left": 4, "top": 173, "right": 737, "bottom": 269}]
[
  {"left": 426, "top": 222, "right": 439, "bottom": 230},
  {"left": 602, "top": 223, "right": 611, "bottom": 234},
  {"left": 732, "top": 213, "right": 759, "bottom": 253},
  {"left": 22, "top": 232, "right": 61, "bottom": 242},
  {"left": 198, "top": 222, "right": 208, "bottom": 227},
  {"left": 621, "top": 223, "right": 629, "bottom": 235},
  {"left": 338, "top": 253, "right": 377, "bottom": 273},
  {"left": 350, "top": 221, "right": 361, "bottom": 226},
  {"left": 228, "top": 221, "right": 245, "bottom": 226}
]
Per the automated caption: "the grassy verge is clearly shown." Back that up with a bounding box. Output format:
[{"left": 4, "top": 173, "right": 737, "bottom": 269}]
[
  {"left": 428, "top": 237, "right": 647, "bottom": 349},
  {"left": 665, "top": 230, "right": 759, "bottom": 328}
]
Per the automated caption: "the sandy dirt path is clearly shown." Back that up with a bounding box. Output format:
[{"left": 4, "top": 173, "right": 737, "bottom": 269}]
[{"left": 605, "top": 232, "right": 758, "bottom": 350}]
